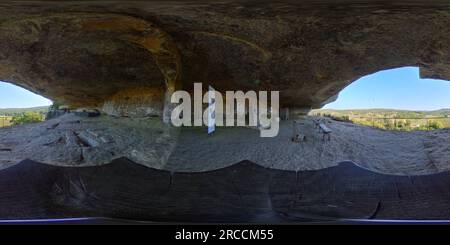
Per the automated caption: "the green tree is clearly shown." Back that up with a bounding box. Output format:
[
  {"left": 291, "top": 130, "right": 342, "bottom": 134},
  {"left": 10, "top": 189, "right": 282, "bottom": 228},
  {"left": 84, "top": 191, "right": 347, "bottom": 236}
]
[
  {"left": 428, "top": 120, "right": 444, "bottom": 130},
  {"left": 11, "top": 112, "right": 45, "bottom": 125}
]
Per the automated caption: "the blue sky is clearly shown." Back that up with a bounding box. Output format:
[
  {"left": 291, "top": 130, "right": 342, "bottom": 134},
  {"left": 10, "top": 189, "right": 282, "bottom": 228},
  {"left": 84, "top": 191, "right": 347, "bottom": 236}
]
[
  {"left": 324, "top": 66, "right": 450, "bottom": 111},
  {"left": 0, "top": 66, "right": 449, "bottom": 110},
  {"left": 0, "top": 82, "right": 52, "bottom": 108}
]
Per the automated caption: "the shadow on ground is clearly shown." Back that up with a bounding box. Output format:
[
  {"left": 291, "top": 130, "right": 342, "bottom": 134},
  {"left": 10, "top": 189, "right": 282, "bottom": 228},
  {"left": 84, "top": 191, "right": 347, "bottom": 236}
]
[{"left": 0, "top": 158, "right": 450, "bottom": 222}]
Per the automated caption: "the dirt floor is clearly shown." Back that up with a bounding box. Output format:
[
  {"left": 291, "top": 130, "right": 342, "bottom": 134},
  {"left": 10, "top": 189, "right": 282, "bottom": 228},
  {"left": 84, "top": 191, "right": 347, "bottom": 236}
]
[
  {"left": 167, "top": 117, "right": 450, "bottom": 175},
  {"left": 0, "top": 114, "right": 449, "bottom": 175}
]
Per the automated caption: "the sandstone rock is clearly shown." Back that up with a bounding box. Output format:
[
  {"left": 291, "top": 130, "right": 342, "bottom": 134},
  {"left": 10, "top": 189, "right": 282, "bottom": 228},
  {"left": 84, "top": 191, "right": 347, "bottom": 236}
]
[
  {"left": 0, "top": 1, "right": 449, "bottom": 117},
  {"left": 74, "top": 108, "right": 101, "bottom": 117},
  {"left": 1, "top": 159, "right": 450, "bottom": 221}
]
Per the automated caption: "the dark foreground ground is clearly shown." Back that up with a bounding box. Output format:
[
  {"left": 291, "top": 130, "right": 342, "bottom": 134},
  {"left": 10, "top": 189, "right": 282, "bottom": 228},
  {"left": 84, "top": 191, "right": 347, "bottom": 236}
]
[{"left": 1, "top": 158, "right": 450, "bottom": 222}]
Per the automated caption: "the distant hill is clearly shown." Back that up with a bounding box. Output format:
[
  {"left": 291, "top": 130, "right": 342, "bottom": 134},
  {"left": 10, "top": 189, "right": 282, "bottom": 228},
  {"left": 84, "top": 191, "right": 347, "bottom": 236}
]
[
  {"left": 427, "top": 109, "right": 450, "bottom": 116},
  {"left": 0, "top": 106, "right": 49, "bottom": 116},
  {"left": 310, "top": 108, "right": 450, "bottom": 118},
  {"left": 310, "top": 108, "right": 450, "bottom": 130}
]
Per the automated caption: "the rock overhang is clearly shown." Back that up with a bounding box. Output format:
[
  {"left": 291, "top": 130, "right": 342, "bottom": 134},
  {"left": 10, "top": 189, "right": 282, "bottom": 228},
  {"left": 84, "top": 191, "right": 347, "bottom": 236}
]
[{"left": 0, "top": 1, "right": 449, "bottom": 116}]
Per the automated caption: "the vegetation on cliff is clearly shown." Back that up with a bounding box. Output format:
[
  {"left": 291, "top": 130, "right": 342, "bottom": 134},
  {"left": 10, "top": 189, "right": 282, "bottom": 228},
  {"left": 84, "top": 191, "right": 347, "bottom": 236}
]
[
  {"left": 0, "top": 106, "right": 48, "bottom": 127},
  {"left": 311, "top": 109, "right": 450, "bottom": 131}
]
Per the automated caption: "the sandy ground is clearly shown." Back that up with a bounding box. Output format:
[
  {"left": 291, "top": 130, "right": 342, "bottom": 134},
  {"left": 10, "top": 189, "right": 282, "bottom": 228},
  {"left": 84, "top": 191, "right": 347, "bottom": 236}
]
[
  {"left": 0, "top": 114, "right": 179, "bottom": 169},
  {"left": 167, "top": 117, "right": 450, "bottom": 175},
  {"left": 0, "top": 114, "right": 449, "bottom": 175}
]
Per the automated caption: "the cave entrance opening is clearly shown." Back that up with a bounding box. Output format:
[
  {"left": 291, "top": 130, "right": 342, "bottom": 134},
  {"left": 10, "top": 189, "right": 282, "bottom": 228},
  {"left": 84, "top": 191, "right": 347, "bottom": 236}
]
[
  {"left": 312, "top": 67, "right": 450, "bottom": 131},
  {"left": 0, "top": 81, "right": 52, "bottom": 128}
]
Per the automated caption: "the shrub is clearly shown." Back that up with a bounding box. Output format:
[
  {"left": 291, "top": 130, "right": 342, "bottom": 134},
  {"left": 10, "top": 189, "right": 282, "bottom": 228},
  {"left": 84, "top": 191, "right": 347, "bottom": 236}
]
[
  {"left": 428, "top": 120, "right": 444, "bottom": 130},
  {"left": 11, "top": 112, "right": 45, "bottom": 125}
]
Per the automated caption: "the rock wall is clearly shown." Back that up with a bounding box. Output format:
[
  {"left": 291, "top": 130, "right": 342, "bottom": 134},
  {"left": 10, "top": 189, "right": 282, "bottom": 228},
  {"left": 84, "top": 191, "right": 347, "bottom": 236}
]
[
  {"left": 1, "top": 2, "right": 450, "bottom": 118},
  {"left": 102, "top": 87, "right": 165, "bottom": 117}
]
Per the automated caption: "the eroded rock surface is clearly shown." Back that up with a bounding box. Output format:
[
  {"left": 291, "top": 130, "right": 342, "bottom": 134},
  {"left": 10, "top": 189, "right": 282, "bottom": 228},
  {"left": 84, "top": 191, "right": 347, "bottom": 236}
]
[
  {"left": 0, "top": 114, "right": 178, "bottom": 169},
  {"left": 2, "top": 159, "right": 450, "bottom": 221}
]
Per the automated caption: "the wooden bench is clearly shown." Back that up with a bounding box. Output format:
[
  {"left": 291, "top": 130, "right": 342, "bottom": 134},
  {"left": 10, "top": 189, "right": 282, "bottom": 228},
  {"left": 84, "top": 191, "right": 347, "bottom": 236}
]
[{"left": 318, "top": 123, "right": 332, "bottom": 141}]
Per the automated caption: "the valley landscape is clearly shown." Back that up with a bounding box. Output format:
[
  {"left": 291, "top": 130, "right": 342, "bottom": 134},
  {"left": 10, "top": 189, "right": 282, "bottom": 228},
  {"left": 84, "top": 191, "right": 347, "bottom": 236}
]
[
  {"left": 311, "top": 108, "right": 450, "bottom": 131},
  {"left": 0, "top": 106, "right": 48, "bottom": 127}
]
